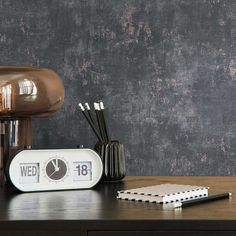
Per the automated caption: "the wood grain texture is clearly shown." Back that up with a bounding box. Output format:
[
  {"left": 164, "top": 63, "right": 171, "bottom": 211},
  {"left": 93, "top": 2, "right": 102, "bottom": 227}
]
[
  {"left": 0, "top": 176, "right": 236, "bottom": 221},
  {"left": 0, "top": 176, "right": 236, "bottom": 235},
  {"left": 88, "top": 232, "right": 236, "bottom": 236},
  {"left": 0, "top": 1, "right": 236, "bottom": 175}
]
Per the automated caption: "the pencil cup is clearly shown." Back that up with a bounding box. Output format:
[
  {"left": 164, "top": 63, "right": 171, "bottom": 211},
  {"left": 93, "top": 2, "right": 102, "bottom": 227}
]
[{"left": 94, "top": 140, "right": 126, "bottom": 182}]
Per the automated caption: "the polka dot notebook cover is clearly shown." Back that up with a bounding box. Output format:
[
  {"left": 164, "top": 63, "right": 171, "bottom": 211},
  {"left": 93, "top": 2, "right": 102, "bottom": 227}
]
[{"left": 117, "top": 183, "right": 209, "bottom": 204}]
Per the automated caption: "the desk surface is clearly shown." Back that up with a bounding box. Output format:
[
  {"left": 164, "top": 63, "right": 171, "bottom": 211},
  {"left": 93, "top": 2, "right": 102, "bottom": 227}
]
[{"left": 0, "top": 176, "right": 236, "bottom": 235}]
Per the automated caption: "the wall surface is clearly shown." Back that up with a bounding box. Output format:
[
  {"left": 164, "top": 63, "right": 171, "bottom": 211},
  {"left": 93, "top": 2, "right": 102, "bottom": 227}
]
[{"left": 0, "top": 0, "right": 236, "bottom": 175}]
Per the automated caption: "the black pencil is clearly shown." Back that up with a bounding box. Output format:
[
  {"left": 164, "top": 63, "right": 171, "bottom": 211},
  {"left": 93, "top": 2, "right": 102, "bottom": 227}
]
[
  {"left": 94, "top": 102, "right": 105, "bottom": 141},
  {"left": 99, "top": 101, "right": 109, "bottom": 142},
  {"left": 78, "top": 103, "right": 103, "bottom": 142},
  {"left": 174, "top": 192, "right": 232, "bottom": 208},
  {"left": 85, "top": 102, "right": 95, "bottom": 125},
  {"left": 97, "top": 103, "right": 107, "bottom": 141}
]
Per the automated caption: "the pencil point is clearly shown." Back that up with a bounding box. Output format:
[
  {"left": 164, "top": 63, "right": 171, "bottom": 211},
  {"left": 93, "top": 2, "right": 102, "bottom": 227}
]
[
  {"left": 85, "top": 102, "right": 90, "bottom": 110},
  {"left": 174, "top": 202, "right": 182, "bottom": 208},
  {"left": 78, "top": 103, "right": 85, "bottom": 111},
  {"left": 99, "top": 101, "right": 104, "bottom": 109},
  {"left": 94, "top": 102, "right": 100, "bottom": 110}
]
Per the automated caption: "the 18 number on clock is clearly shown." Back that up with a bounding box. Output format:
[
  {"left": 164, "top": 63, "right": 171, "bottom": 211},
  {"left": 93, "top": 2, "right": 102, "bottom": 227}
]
[{"left": 73, "top": 161, "right": 92, "bottom": 181}]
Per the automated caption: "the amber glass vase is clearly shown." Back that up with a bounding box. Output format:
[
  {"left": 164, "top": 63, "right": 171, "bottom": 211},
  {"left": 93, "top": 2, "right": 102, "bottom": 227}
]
[{"left": 0, "top": 66, "right": 64, "bottom": 184}]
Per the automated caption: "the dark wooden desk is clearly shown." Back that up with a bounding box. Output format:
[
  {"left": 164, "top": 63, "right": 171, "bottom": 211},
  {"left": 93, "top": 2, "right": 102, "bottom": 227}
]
[{"left": 0, "top": 176, "right": 236, "bottom": 236}]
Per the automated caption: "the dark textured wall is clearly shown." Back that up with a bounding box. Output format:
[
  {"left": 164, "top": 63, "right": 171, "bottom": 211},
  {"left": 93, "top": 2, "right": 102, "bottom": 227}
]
[{"left": 1, "top": 0, "right": 236, "bottom": 175}]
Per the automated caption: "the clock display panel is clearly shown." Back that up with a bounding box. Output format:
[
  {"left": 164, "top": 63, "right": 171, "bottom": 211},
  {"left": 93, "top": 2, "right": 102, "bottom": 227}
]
[
  {"left": 19, "top": 163, "right": 39, "bottom": 184},
  {"left": 46, "top": 158, "right": 67, "bottom": 181},
  {"left": 73, "top": 161, "right": 92, "bottom": 181}
]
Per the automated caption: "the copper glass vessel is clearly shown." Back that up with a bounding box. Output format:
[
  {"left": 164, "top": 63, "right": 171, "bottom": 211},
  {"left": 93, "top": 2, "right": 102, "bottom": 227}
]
[{"left": 0, "top": 66, "right": 64, "bottom": 184}]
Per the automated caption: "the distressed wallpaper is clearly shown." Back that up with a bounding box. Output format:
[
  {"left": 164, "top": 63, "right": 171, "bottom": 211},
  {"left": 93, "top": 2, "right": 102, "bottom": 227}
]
[{"left": 0, "top": 0, "right": 236, "bottom": 175}]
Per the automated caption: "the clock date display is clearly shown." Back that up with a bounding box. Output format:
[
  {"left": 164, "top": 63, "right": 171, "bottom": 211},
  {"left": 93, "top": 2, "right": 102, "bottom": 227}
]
[{"left": 73, "top": 161, "right": 92, "bottom": 181}]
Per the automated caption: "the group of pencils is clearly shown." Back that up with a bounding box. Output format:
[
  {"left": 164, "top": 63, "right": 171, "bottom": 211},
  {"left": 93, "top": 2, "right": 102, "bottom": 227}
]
[{"left": 78, "top": 101, "right": 110, "bottom": 143}]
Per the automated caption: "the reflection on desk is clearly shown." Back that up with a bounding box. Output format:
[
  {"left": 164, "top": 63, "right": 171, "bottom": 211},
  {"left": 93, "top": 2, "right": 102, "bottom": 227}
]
[{"left": 0, "top": 176, "right": 235, "bottom": 236}]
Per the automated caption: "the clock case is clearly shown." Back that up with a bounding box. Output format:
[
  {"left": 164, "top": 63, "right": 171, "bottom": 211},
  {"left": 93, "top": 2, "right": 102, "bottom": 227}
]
[{"left": 5, "top": 148, "right": 103, "bottom": 192}]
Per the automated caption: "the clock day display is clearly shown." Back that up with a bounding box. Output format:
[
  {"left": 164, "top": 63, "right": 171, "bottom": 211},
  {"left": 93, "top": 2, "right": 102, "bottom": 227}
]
[{"left": 7, "top": 149, "right": 103, "bottom": 192}]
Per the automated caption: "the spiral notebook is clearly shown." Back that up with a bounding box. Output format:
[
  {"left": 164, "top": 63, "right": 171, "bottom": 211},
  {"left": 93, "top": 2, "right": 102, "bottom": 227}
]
[{"left": 117, "top": 183, "right": 209, "bottom": 204}]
